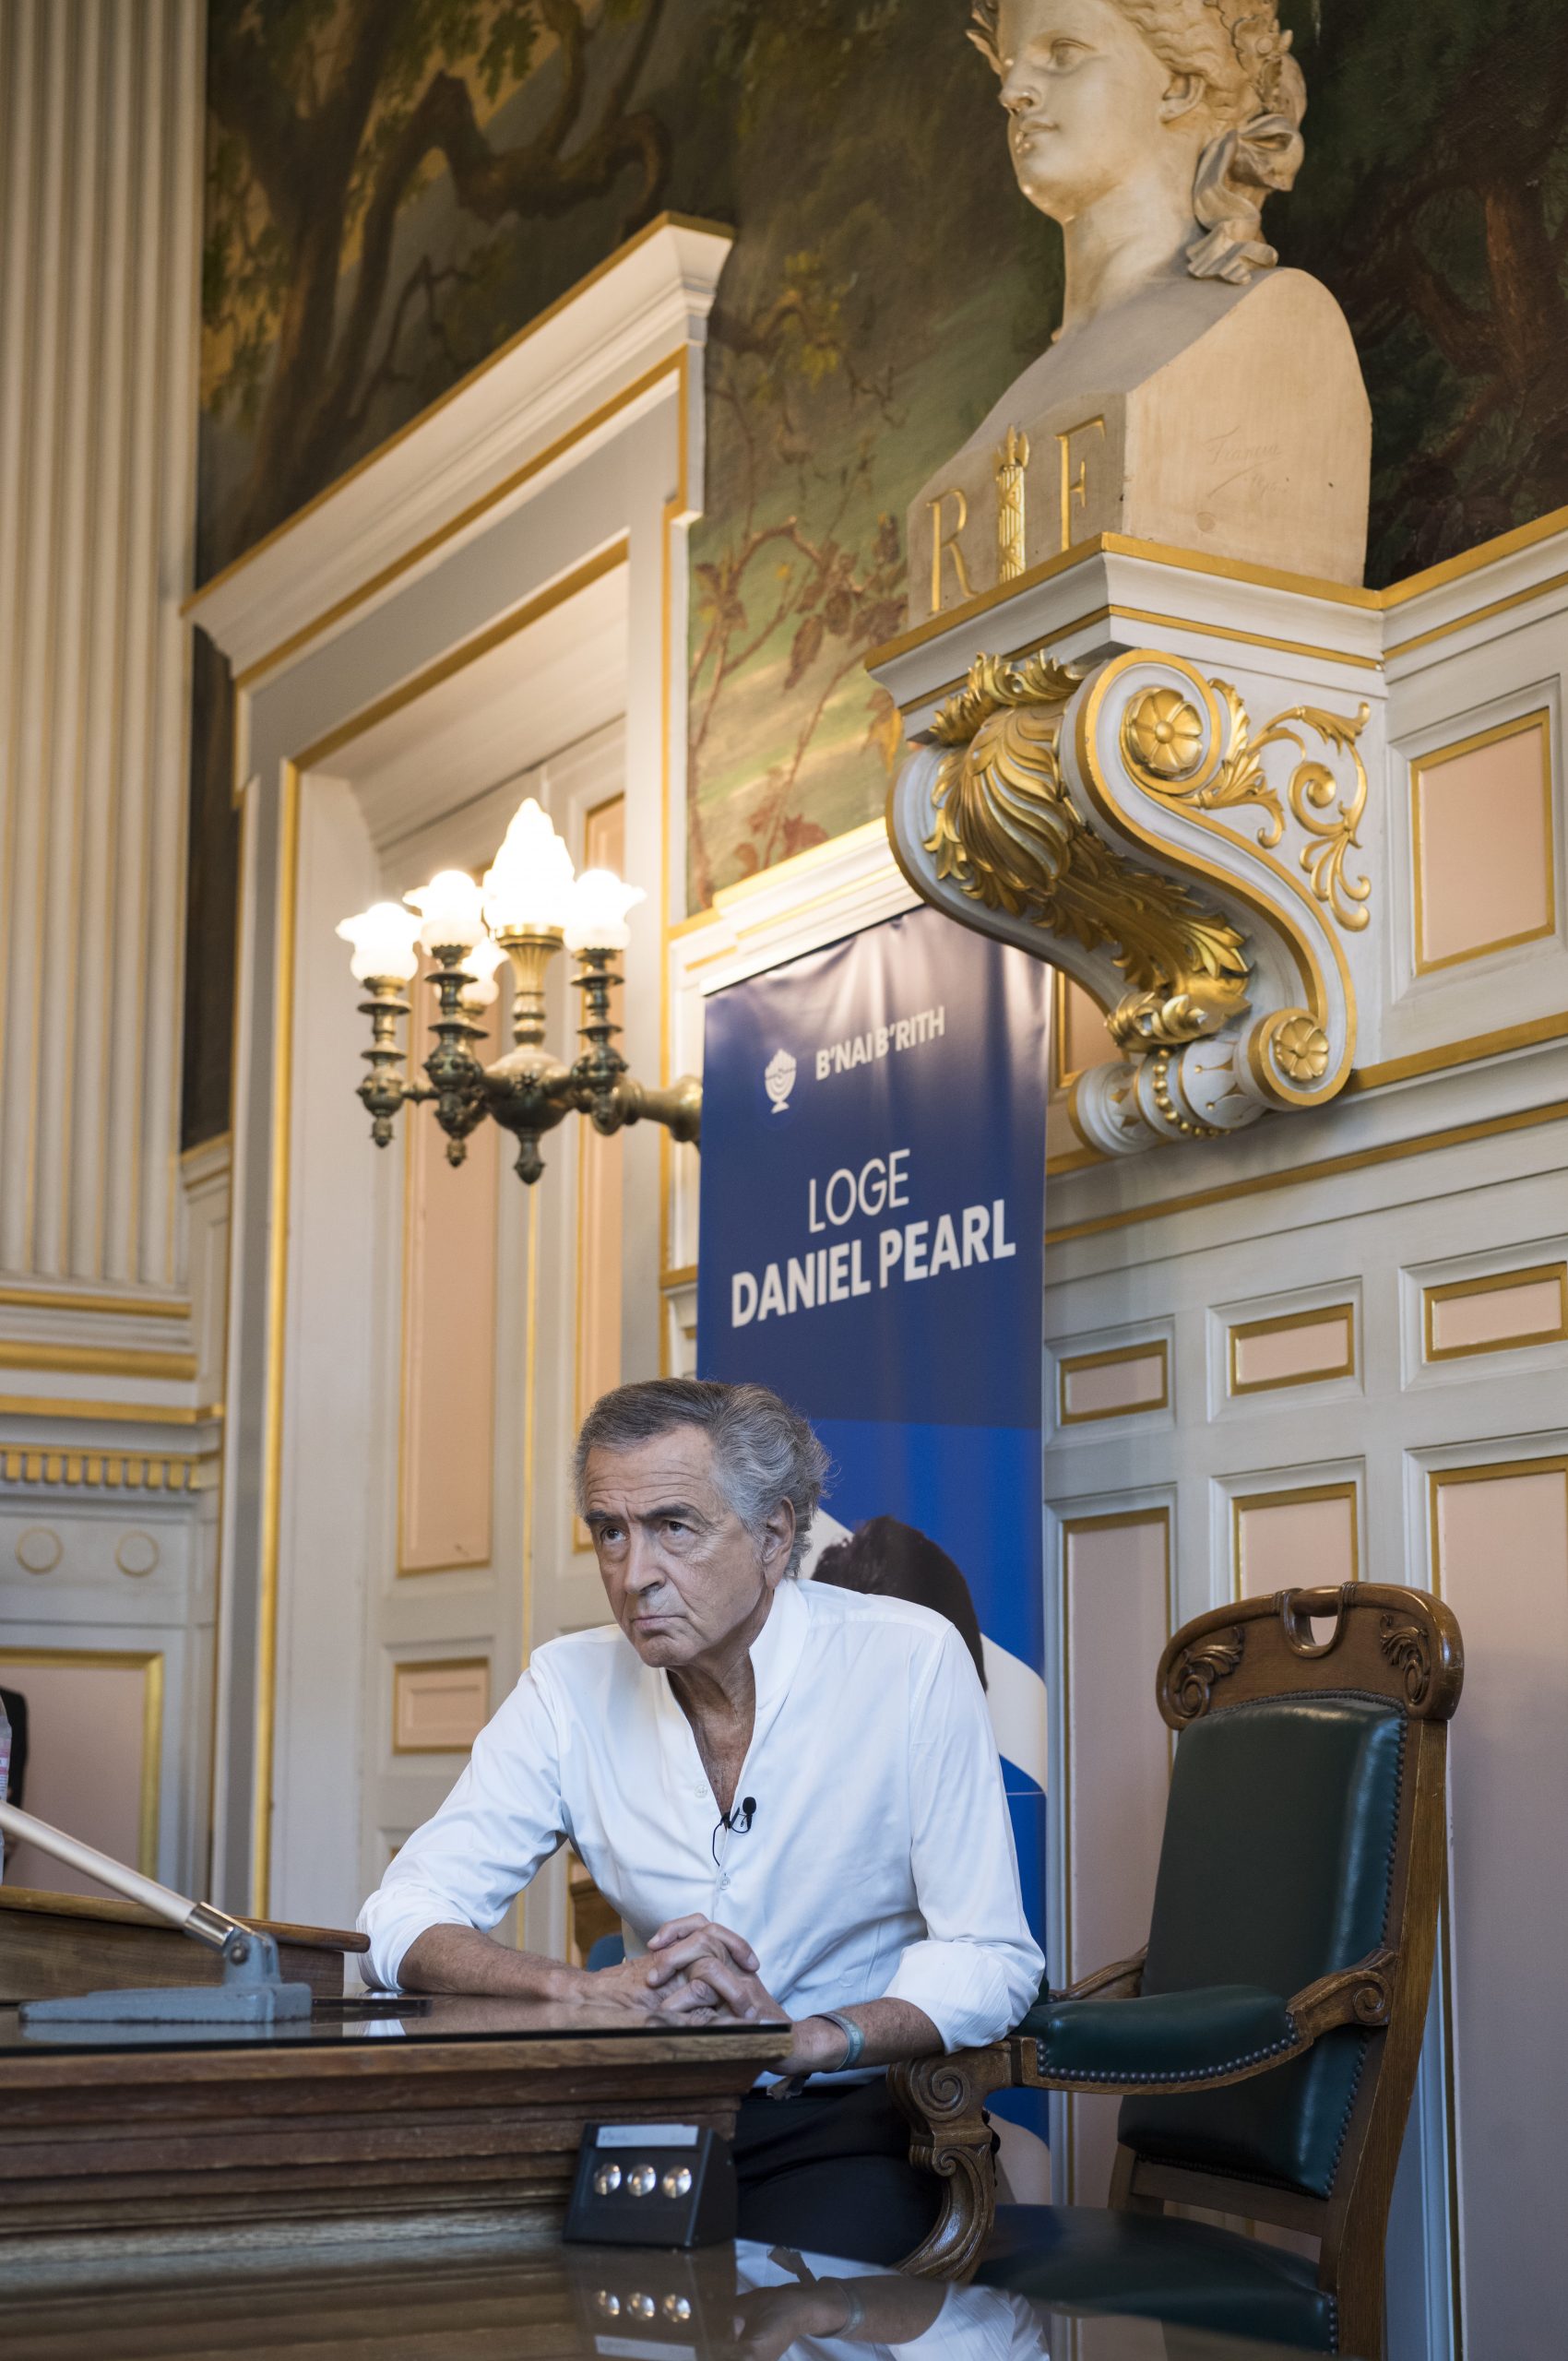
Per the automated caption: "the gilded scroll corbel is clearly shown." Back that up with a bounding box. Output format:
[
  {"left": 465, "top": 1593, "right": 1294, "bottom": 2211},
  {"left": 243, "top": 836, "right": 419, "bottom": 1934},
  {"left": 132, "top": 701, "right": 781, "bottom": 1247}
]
[{"left": 889, "top": 647, "right": 1369, "bottom": 1156}]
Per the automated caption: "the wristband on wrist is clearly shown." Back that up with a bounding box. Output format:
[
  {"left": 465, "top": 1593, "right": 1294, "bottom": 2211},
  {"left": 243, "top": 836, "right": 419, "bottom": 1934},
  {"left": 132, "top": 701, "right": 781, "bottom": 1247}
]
[
  {"left": 821, "top": 2277, "right": 866, "bottom": 2334},
  {"left": 818, "top": 2008, "right": 866, "bottom": 2070}
]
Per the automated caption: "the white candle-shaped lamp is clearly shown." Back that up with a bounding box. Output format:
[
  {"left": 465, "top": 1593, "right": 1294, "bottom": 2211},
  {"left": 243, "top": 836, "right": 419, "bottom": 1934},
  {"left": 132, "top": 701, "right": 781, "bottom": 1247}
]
[
  {"left": 564, "top": 869, "right": 647, "bottom": 955},
  {"left": 406, "top": 868, "right": 484, "bottom": 954},
  {"left": 481, "top": 797, "right": 576, "bottom": 940},
  {"left": 337, "top": 901, "right": 422, "bottom": 984},
  {"left": 458, "top": 932, "right": 506, "bottom": 1011}
]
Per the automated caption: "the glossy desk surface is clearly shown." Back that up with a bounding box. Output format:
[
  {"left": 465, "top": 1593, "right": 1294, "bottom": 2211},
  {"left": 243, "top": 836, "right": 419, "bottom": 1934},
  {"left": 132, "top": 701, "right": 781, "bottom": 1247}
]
[
  {"left": 0, "top": 2239, "right": 1336, "bottom": 2361},
  {"left": 0, "top": 1991, "right": 790, "bottom": 2056}
]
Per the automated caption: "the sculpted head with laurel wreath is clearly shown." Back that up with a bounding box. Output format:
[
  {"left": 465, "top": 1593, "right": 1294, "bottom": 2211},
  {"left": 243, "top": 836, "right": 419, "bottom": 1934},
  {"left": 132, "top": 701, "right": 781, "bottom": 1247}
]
[{"left": 970, "top": 0, "right": 1306, "bottom": 291}]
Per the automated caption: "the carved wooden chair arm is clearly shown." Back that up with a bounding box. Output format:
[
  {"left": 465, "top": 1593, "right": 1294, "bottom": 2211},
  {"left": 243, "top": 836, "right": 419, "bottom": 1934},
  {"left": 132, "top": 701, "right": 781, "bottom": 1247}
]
[
  {"left": 890, "top": 2044, "right": 1016, "bottom": 2283},
  {"left": 1012, "top": 1945, "right": 1398, "bottom": 2096},
  {"left": 1047, "top": 1945, "right": 1147, "bottom": 2004}
]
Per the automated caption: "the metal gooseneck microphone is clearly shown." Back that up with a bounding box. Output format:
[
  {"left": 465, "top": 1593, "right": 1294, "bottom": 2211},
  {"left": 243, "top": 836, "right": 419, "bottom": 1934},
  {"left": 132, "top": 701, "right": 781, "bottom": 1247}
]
[{"left": 0, "top": 1797, "right": 313, "bottom": 2026}]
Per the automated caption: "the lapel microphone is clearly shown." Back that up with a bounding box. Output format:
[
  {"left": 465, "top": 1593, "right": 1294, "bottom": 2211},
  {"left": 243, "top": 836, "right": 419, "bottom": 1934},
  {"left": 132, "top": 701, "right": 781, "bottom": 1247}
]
[{"left": 711, "top": 1796, "right": 757, "bottom": 1866}]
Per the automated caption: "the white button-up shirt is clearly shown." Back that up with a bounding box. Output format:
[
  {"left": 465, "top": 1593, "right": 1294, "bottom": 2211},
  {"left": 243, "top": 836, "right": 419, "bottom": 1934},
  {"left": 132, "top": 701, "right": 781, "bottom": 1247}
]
[{"left": 360, "top": 1576, "right": 1042, "bottom": 2054}]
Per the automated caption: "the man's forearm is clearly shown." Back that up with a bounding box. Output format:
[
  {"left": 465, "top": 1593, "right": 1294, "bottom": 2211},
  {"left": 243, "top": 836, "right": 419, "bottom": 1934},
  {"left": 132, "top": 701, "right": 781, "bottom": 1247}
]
[
  {"left": 790, "top": 1997, "right": 941, "bottom": 2073},
  {"left": 398, "top": 1922, "right": 581, "bottom": 2000}
]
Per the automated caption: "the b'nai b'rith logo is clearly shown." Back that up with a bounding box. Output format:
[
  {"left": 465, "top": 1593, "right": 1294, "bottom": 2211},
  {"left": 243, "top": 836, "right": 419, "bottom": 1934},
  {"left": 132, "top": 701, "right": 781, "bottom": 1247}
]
[{"left": 764, "top": 1048, "right": 797, "bottom": 1112}]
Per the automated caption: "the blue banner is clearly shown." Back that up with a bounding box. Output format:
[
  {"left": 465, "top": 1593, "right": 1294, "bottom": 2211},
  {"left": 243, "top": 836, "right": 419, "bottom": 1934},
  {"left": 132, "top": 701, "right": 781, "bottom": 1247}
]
[{"left": 697, "top": 903, "right": 1048, "bottom": 2129}]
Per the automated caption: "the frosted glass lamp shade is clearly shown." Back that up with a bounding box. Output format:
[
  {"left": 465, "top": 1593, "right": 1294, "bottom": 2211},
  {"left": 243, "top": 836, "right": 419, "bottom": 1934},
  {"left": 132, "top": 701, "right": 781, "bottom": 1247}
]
[
  {"left": 457, "top": 932, "right": 506, "bottom": 1010},
  {"left": 337, "top": 902, "right": 422, "bottom": 984},
  {"left": 405, "top": 869, "right": 483, "bottom": 953},
  {"left": 564, "top": 869, "right": 647, "bottom": 954},
  {"left": 481, "top": 797, "right": 576, "bottom": 937}
]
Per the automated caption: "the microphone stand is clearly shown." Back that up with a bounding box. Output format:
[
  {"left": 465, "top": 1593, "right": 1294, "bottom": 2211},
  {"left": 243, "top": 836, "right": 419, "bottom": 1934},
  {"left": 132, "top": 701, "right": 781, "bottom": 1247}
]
[{"left": 0, "top": 1798, "right": 313, "bottom": 2026}]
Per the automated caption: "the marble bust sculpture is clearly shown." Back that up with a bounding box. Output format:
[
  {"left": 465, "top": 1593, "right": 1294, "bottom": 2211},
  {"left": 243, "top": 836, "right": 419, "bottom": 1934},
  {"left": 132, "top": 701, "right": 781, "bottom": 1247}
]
[{"left": 909, "top": 0, "right": 1371, "bottom": 617}]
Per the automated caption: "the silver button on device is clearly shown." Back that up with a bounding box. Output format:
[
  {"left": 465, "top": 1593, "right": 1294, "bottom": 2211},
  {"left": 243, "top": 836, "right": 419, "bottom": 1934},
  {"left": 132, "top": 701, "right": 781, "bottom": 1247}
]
[
  {"left": 592, "top": 2163, "right": 622, "bottom": 2196},
  {"left": 595, "top": 2292, "right": 620, "bottom": 2316},
  {"left": 629, "top": 2294, "right": 656, "bottom": 2319},
  {"left": 660, "top": 2166, "right": 693, "bottom": 2199},
  {"left": 663, "top": 2295, "right": 693, "bottom": 2321},
  {"left": 627, "top": 2163, "right": 657, "bottom": 2197}
]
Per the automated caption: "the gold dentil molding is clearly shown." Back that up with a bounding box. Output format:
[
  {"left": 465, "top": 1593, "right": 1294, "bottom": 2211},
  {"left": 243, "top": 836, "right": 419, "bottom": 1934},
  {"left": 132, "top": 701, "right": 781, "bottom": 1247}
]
[{"left": 891, "top": 647, "right": 1369, "bottom": 1157}]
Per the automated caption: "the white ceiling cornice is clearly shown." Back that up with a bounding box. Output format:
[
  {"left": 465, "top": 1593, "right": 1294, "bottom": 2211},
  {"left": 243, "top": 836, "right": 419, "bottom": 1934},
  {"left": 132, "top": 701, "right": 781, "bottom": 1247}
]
[{"left": 187, "top": 213, "right": 733, "bottom": 682}]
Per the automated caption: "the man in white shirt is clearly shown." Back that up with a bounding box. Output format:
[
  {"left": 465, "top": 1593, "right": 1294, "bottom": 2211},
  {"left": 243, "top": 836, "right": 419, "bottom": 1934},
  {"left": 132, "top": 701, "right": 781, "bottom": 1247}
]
[{"left": 359, "top": 1377, "right": 1042, "bottom": 2261}]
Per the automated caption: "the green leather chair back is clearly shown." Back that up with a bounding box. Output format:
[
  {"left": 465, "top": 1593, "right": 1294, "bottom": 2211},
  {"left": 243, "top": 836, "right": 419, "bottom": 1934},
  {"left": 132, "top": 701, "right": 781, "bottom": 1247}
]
[{"left": 1118, "top": 1691, "right": 1406, "bottom": 2197}]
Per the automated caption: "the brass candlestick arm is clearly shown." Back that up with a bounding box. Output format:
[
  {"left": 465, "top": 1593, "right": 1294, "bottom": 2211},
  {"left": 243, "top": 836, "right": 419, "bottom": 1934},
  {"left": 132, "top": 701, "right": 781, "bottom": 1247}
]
[
  {"left": 569, "top": 952, "right": 702, "bottom": 1145},
  {"left": 357, "top": 980, "right": 430, "bottom": 1146},
  {"left": 422, "top": 946, "right": 489, "bottom": 1167}
]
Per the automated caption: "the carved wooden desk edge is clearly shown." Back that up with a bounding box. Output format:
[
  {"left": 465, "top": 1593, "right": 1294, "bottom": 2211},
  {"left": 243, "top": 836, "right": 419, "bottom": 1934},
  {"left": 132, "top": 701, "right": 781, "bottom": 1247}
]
[{"left": 0, "top": 2014, "right": 794, "bottom": 2281}]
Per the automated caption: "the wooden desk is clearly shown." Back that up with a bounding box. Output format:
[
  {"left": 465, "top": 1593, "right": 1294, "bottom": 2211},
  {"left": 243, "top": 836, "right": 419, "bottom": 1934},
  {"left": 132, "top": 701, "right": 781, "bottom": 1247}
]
[
  {"left": 0, "top": 1997, "right": 792, "bottom": 2285},
  {"left": 0, "top": 1884, "right": 368, "bottom": 2002}
]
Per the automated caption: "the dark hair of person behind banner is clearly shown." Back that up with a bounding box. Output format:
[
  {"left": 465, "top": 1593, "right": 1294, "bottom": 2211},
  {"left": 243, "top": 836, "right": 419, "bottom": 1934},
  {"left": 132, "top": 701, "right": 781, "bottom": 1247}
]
[
  {"left": 814, "top": 1516, "right": 988, "bottom": 1691},
  {"left": 0, "top": 1685, "right": 28, "bottom": 1811}
]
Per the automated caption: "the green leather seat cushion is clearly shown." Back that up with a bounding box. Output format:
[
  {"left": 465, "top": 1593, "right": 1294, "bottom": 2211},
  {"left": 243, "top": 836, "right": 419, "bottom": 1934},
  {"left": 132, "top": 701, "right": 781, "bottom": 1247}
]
[
  {"left": 1017, "top": 1983, "right": 1296, "bottom": 2082},
  {"left": 978, "top": 2203, "right": 1336, "bottom": 2351}
]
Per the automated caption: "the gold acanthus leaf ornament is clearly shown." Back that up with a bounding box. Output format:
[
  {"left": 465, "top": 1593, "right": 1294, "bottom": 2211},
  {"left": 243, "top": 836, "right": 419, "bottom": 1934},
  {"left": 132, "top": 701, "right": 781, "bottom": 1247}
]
[
  {"left": 1127, "top": 680, "right": 1372, "bottom": 932},
  {"left": 926, "top": 655, "right": 1253, "bottom": 1051}
]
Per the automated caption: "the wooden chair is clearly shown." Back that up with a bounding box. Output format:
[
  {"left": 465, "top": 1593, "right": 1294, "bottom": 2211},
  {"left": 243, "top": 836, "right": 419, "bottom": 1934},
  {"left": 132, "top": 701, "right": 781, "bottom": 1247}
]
[{"left": 891, "top": 1582, "right": 1463, "bottom": 2359}]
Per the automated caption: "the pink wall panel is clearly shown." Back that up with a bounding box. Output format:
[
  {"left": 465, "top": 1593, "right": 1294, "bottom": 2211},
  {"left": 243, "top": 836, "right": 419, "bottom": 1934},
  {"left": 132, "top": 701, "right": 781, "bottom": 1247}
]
[
  {"left": 1433, "top": 1460, "right": 1568, "bottom": 2356},
  {"left": 1063, "top": 1513, "right": 1171, "bottom": 2205},
  {"left": 398, "top": 969, "right": 500, "bottom": 1573},
  {"left": 0, "top": 1655, "right": 156, "bottom": 1893}
]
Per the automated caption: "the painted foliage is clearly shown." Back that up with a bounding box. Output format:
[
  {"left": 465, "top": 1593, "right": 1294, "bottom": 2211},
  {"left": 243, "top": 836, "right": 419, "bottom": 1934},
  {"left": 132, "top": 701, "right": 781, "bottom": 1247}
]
[
  {"left": 196, "top": 0, "right": 1568, "bottom": 927},
  {"left": 199, "top": 0, "right": 689, "bottom": 575}
]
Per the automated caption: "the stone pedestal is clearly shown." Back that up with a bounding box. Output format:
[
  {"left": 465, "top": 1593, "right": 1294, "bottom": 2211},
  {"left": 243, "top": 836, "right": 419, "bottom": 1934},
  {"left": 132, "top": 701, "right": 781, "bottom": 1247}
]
[{"left": 909, "top": 271, "right": 1371, "bottom": 624}]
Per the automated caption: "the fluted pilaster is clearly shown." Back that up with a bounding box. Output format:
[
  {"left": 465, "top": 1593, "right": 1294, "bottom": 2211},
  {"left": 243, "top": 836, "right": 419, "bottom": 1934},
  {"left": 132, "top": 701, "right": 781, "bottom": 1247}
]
[{"left": 0, "top": 0, "right": 204, "bottom": 1296}]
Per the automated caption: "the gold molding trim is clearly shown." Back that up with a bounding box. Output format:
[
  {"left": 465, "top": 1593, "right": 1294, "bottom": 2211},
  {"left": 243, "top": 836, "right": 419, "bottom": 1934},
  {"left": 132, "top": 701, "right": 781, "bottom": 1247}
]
[
  {"left": 1428, "top": 1454, "right": 1568, "bottom": 1596},
  {"left": 868, "top": 532, "right": 1380, "bottom": 673},
  {"left": 1047, "top": 1094, "right": 1568, "bottom": 1245},
  {"left": 1227, "top": 1303, "right": 1357, "bottom": 1396},
  {"left": 1422, "top": 1263, "right": 1568, "bottom": 1363},
  {"left": 1057, "top": 1339, "right": 1170, "bottom": 1424},
  {"left": 1046, "top": 1144, "right": 1109, "bottom": 1178},
  {"left": 0, "top": 1644, "right": 163, "bottom": 1875},
  {"left": 1348, "top": 1009, "right": 1568, "bottom": 1092},
  {"left": 253, "top": 762, "right": 301, "bottom": 1921},
  {"left": 0, "top": 1287, "right": 190, "bottom": 1321},
  {"left": 659, "top": 1263, "right": 697, "bottom": 1292},
  {"left": 1051, "top": 969, "right": 1116, "bottom": 1096},
  {"left": 0, "top": 1342, "right": 196, "bottom": 1381},
  {"left": 1384, "top": 500, "right": 1568, "bottom": 608},
  {"left": 1230, "top": 1479, "right": 1360, "bottom": 1602},
  {"left": 0, "top": 1395, "right": 223, "bottom": 1426},
  {"left": 1385, "top": 564, "right": 1568, "bottom": 661},
  {"left": 390, "top": 1655, "right": 492, "bottom": 1755},
  {"left": 1410, "top": 709, "right": 1556, "bottom": 975},
  {"left": 1, "top": 1446, "right": 216, "bottom": 1490}
]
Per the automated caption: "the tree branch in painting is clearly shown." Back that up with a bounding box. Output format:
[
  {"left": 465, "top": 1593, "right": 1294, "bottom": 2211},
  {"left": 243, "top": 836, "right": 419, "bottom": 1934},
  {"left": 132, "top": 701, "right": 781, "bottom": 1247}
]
[
  {"left": 687, "top": 252, "right": 908, "bottom": 906},
  {"left": 203, "top": 0, "right": 671, "bottom": 563}
]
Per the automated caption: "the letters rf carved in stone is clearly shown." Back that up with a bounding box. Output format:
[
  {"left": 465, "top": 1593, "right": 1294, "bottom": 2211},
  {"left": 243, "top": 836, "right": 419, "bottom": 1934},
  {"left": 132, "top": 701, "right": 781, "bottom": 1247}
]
[{"left": 891, "top": 647, "right": 1369, "bottom": 1156}]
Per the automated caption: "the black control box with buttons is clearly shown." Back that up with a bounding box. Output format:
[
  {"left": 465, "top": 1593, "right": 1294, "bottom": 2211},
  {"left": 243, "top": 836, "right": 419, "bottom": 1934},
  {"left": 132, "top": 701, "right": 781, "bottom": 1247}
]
[{"left": 563, "top": 2121, "right": 737, "bottom": 2247}]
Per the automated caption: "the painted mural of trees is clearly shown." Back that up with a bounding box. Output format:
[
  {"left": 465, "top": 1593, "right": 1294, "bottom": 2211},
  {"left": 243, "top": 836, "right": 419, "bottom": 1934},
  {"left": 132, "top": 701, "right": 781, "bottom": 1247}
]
[
  {"left": 1282, "top": 0, "right": 1568, "bottom": 577},
  {"left": 686, "top": 249, "right": 909, "bottom": 906},
  {"left": 202, "top": 0, "right": 671, "bottom": 566}
]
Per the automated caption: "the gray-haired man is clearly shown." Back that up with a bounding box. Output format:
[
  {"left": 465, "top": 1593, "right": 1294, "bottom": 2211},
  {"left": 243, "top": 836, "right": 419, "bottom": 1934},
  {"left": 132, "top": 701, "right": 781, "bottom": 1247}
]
[{"left": 360, "top": 1377, "right": 1041, "bottom": 2261}]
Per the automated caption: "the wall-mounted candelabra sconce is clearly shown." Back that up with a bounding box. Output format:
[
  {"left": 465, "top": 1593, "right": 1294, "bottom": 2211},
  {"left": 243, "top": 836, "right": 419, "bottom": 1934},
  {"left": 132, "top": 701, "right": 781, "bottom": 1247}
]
[{"left": 338, "top": 798, "right": 700, "bottom": 1185}]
